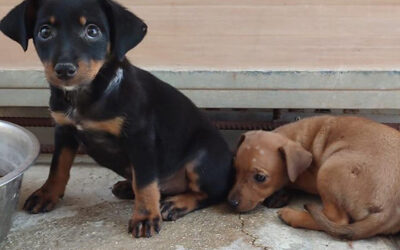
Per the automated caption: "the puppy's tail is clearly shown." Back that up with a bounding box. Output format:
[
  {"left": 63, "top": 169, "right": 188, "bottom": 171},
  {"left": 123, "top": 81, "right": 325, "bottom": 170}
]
[{"left": 305, "top": 203, "right": 387, "bottom": 240}]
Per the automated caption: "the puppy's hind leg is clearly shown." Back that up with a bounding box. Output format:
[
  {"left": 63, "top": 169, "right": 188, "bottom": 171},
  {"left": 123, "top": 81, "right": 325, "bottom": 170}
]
[
  {"left": 161, "top": 131, "right": 233, "bottom": 221},
  {"left": 160, "top": 158, "right": 209, "bottom": 221},
  {"left": 112, "top": 180, "right": 135, "bottom": 200},
  {"left": 305, "top": 202, "right": 388, "bottom": 240},
  {"left": 278, "top": 199, "right": 349, "bottom": 232},
  {"left": 278, "top": 207, "right": 322, "bottom": 230}
]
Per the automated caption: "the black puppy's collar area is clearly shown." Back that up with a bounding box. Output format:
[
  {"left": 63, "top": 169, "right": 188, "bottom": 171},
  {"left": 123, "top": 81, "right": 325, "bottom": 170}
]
[
  {"left": 63, "top": 85, "right": 79, "bottom": 91},
  {"left": 104, "top": 67, "right": 124, "bottom": 95}
]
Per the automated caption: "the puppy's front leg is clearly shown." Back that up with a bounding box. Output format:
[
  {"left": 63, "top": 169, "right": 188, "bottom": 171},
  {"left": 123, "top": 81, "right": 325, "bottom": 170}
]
[
  {"left": 125, "top": 131, "right": 161, "bottom": 238},
  {"left": 277, "top": 207, "right": 322, "bottom": 231},
  {"left": 129, "top": 177, "right": 161, "bottom": 238},
  {"left": 24, "top": 125, "right": 79, "bottom": 213}
]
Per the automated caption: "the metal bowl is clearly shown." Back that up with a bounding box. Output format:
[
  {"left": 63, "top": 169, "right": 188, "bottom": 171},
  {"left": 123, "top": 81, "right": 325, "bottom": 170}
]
[{"left": 0, "top": 120, "right": 39, "bottom": 243}]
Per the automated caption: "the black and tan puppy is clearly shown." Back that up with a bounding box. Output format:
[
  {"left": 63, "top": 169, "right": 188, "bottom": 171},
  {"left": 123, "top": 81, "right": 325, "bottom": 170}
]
[{"left": 0, "top": 0, "right": 233, "bottom": 238}]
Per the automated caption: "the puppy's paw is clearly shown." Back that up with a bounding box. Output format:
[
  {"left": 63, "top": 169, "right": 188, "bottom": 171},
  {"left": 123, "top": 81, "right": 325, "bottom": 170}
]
[
  {"left": 303, "top": 203, "right": 318, "bottom": 212},
  {"left": 23, "top": 188, "right": 61, "bottom": 214},
  {"left": 263, "top": 189, "right": 291, "bottom": 208},
  {"left": 160, "top": 200, "right": 187, "bottom": 221},
  {"left": 277, "top": 207, "right": 297, "bottom": 227},
  {"left": 112, "top": 180, "right": 135, "bottom": 200},
  {"left": 160, "top": 194, "right": 199, "bottom": 221},
  {"left": 128, "top": 214, "right": 161, "bottom": 238}
]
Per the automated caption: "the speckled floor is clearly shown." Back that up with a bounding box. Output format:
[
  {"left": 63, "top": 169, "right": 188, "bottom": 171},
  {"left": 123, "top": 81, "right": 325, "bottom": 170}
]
[{"left": 1, "top": 160, "right": 400, "bottom": 250}]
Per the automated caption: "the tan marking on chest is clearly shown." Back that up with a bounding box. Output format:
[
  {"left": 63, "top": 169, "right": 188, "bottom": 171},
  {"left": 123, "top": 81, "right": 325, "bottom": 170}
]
[
  {"left": 80, "top": 117, "right": 125, "bottom": 136},
  {"left": 51, "top": 112, "right": 125, "bottom": 136},
  {"left": 51, "top": 112, "right": 74, "bottom": 126}
]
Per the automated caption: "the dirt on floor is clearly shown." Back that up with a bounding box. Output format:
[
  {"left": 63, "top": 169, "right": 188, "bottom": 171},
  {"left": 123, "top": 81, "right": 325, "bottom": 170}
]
[{"left": 1, "top": 163, "right": 400, "bottom": 250}]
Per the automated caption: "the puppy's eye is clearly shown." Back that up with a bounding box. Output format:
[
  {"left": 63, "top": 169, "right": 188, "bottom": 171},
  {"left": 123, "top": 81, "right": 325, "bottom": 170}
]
[
  {"left": 85, "top": 24, "right": 101, "bottom": 40},
  {"left": 254, "top": 173, "right": 267, "bottom": 183},
  {"left": 38, "top": 25, "right": 53, "bottom": 40}
]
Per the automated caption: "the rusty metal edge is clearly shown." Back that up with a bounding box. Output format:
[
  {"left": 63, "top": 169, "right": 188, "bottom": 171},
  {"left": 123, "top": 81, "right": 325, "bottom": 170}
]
[
  {"left": 0, "top": 117, "right": 287, "bottom": 130},
  {"left": 3, "top": 117, "right": 400, "bottom": 154}
]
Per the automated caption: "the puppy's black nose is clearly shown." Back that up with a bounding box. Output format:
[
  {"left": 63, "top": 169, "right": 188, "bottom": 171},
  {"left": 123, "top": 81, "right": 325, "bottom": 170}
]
[
  {"left": 228, "top": 199, "right": 240, "bottom": 208},
  {"left": 55, "top": 63, "right": 77, "bottom": 80}
]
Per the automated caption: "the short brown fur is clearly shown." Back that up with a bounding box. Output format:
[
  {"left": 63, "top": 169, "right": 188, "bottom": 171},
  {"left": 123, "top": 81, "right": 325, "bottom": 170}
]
[{"left": 230, "top": 116, "right": 400, "bottom": 240}]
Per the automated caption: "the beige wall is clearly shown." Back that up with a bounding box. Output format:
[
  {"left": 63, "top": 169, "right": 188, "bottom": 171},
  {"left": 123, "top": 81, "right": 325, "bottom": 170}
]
[{"left": 1, "top": 0, "right": 400, "bottom": 70}]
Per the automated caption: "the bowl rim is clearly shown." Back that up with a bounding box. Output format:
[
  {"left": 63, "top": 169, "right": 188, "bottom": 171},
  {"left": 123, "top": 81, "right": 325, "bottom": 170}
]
[{"left": 0, "top": 120, "right": 40, "bottom": 186}]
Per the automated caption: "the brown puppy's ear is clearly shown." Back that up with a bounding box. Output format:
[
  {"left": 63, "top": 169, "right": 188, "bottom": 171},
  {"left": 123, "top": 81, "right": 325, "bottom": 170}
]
[
  {"left": 233, "top": 134, "right": 246, "bottom": 157},
  {"left": 279, "top": 141, "right": 312, "bottom": 182},
  {"left": 232, "top": 133, "right": 246, "bottom": 161},
  {"left": 101, "top": 0, "right": 147, "bottom": 61},
  {"left": 0, "top": 0, "right": 39, "bottom": 51},
  {"left": 236, "top": 134, "right": 246, "bottom": 150}
]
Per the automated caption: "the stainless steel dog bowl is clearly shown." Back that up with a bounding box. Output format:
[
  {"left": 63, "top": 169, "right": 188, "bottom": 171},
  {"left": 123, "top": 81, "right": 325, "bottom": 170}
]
[{"left": 0, "top": 121, "right": 39, "bottom": 243}]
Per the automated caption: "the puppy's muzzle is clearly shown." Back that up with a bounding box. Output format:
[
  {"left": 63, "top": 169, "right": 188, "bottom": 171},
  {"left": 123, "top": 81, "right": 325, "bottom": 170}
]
[
  {"left": 228, "top": 192, "right": 242, "bottom": 210},
  {"left": 55, "top": 63, "right": 77, "bottom": 80},
  {"left": 228, "top": 198, "right": 240, "bottom": 208}
]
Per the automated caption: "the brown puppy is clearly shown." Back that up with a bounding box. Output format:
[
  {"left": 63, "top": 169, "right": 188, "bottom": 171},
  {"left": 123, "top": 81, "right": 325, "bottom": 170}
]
[{"left": 228, "top": 115, "right": 400, "bottom": 240}]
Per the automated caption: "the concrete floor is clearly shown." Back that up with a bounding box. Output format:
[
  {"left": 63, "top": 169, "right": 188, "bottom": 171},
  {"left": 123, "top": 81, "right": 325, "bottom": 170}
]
[{"left": 2, "top": 160, "right": 400, "bottom": 250}]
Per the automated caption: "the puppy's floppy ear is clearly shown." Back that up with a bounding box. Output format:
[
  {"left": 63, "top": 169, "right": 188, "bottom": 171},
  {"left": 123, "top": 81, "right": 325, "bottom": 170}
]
[
  {"left": 0, "top": 0, "right": 38, "bottom": 51},
  {"left": 236, "top": 134, "right": 246, "bottom": 150},
  {"left": 101, "top": 0, "right": 147, "bottom": 61},
  {"left": 279, "top": 140, "right": 312, "bottom": 182},
  {"left": 233, "top": 133, "right": 246, "bottom": 157}
]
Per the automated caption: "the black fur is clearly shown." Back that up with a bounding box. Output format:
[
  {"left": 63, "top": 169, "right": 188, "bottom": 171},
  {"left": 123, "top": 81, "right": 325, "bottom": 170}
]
[{"left": 1, "top": 0, "right": 233, "bottom": 237}]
